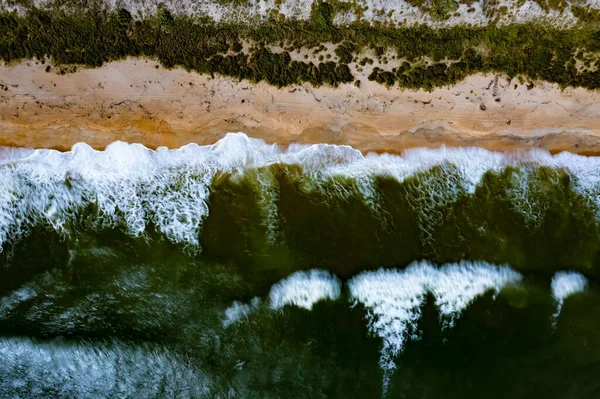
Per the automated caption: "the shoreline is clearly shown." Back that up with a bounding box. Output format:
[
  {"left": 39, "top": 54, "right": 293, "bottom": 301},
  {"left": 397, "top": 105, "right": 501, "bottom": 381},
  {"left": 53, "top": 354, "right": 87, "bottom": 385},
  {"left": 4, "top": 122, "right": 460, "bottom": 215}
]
[{"left": 2, "top": 59, "right": 600, "bottom": 155}]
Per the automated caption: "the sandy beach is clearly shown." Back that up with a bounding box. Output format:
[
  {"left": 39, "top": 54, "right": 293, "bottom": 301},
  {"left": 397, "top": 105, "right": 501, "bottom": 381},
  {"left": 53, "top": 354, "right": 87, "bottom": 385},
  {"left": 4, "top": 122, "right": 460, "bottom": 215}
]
[{"left": 2, "top": 58, "right": 600, "bottom": 154}]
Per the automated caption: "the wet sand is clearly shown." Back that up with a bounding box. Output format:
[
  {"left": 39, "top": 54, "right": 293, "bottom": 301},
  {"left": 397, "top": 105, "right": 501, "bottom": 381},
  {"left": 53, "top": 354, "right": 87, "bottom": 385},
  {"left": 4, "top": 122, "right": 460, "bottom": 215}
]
[{"left": 2, "top": 58, "right": 600, "bottom": 154}]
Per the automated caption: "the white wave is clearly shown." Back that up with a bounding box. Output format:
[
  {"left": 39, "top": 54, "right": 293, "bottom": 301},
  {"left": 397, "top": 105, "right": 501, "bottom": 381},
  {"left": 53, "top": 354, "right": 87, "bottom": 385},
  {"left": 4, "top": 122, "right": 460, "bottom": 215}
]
[
  {"left": 348, "top": 266, "right": 431, "bottom": 390},
  {"left": 269, "top": 269, "right": 341, "bottom": 311},
  {"left": 348, "top": 261, "right": 521, "bottom": 395},
  {"left": 2, "top": 133, "right": 600, "bottom": 251},
  {"left": 0, "top": 133, "right": 279, "bottom": 251},
  {"left": 0, "top": 146, "right": 35, "bottom": 162},
  {"left": 223, "top": 297, "right": 262, "bottom": 327},
  {"left": 0, "top": 337, "right": 213, "bottom": 398},
  {"left": 223, "top": 269, "right": 341, "bottom": 327},
  {"left": 551, "top": 151, "right": 600, "bottom": 212},
  {"left": 551, "top": 271, "right": 588, "bottom": 323},
  {"left": 431, "top": 262, "right": 522, "bottom": 328}
]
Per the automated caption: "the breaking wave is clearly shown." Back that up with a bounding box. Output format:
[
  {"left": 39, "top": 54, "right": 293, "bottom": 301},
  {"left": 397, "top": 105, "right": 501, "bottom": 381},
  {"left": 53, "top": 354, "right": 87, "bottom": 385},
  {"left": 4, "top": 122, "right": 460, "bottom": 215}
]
[
  {"left": 222, "top": 261, "right": 596, "bottom": 395},
  {"left": 551, "top": 271, "right": 588, "bottom": 324},
  {"left": 347, "top": 261, "right": 521, "bottom": 394},
  {"left": 1, "top": 133, "right": 600, "bottom": 268},
  {"left": 223, "top": 269, "right": 341, "bottom": 326},
  {"left": 268, "top": 269, "right": 342, "bottom": 311}
]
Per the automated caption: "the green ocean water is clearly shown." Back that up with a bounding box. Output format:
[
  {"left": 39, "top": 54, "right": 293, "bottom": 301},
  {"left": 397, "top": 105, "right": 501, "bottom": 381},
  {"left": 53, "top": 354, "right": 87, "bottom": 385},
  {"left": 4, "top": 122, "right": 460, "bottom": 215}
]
[{"left": 0, "top": 133, "right": 599, "bottom": 398}]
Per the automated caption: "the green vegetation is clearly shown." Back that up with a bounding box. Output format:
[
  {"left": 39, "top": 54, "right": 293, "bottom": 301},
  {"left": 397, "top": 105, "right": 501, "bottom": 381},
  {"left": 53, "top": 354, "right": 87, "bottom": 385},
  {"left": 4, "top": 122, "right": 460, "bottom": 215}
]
[
  {"left": 403, "top": 0, "right": 460, "bottom": 20},
  {"left": 429, "top": 0, "right": 459, "bottom": 20},
  {"left": 572, "top": 5, "right": 600, "bottom": 23},
  {"left": 1, "top": 2, "right": 600, "bottom": 90}
]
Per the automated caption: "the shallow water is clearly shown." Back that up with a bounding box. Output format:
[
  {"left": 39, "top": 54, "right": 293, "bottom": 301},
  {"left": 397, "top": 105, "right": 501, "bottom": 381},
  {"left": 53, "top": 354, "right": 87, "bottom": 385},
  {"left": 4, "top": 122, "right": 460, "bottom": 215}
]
[{"left": 1, "top": 133, "right": 599, "bottom": 398}]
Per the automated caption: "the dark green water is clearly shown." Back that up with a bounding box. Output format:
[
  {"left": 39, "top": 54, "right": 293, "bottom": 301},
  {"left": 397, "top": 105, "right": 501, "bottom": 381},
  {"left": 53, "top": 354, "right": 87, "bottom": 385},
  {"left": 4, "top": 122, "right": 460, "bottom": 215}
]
[{"left": 0, "top": 134, "right": 599, "bottom": 398}]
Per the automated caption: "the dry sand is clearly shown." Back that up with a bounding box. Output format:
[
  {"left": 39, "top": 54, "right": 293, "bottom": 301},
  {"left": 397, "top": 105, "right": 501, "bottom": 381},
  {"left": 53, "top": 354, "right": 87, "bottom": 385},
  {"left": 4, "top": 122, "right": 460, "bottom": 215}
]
[{"left": 2, "top": 58, "right": 600, "bottom": 154}]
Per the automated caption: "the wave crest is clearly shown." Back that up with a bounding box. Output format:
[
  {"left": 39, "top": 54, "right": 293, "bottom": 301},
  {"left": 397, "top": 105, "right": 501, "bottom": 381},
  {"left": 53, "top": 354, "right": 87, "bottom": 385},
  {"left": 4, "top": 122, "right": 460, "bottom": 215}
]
[{"left": 2, "top": 133, "right": 600, "bottom": 255}]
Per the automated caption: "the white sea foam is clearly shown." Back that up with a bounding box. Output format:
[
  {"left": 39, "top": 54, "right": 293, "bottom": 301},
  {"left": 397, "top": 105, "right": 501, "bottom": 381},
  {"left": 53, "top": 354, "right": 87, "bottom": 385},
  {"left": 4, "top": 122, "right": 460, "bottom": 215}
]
[
  {"left": 2, "top": 133, "right": 600, "bottom": 252},
  {"left": 223, "top": 269, "right": 341, "bottom": 326},
  {"left": 0, "top": 133, "right": 280, "bottom": 251},
  {"left": 431, "top": 262, "right": 522, "bottom": 328},
  {"left": 0, "top": 337, "right": 213, "bottom": 398},
  {"left": 348, "top": 266, "right": 431, "bottom": 387},
  {"left": 269, "top": 269, "right": 342, "bottom": 310},
  {"left": 223, "top": 297, "right": 262, "bottom": 327},
  {"left": 506, "top": 168, "right": 548, "bottom": 228},
  {"left": 348, "top": 261, "right": 521, "bottom": 394},
  {"left": 551, "top": 271, "right": 588, "bottom": 323}
]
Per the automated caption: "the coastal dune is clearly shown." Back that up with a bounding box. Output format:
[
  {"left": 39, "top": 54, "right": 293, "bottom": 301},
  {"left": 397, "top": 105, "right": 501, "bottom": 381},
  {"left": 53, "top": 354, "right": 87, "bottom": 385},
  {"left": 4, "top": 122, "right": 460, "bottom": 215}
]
[{"left": 2, "top": 58, "right": 600, "bottom": 153}]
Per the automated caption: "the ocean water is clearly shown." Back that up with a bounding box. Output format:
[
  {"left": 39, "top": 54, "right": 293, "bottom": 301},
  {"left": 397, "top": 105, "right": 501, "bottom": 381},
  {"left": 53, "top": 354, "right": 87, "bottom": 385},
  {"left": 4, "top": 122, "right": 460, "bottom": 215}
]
[{"left": 0, "top": 133, "right": 599, "bottom": 398}]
